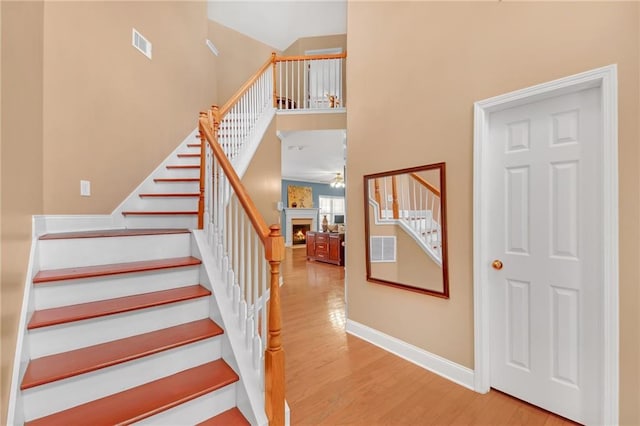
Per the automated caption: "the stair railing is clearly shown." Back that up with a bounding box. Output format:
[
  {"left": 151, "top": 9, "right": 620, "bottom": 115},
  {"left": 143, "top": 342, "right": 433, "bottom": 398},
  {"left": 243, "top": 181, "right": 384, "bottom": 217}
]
[
  {"left": 198, "top": 112, "right": 285, "bottom": 425},
  {"left": 216, "top": 55, "right": 275, "bottom": 161},
  {"left": 273, "top": 52, "right": 347, "bottom": 111},
  {"left": 370, "top": 173, "right": 443, "bottom": 264}
]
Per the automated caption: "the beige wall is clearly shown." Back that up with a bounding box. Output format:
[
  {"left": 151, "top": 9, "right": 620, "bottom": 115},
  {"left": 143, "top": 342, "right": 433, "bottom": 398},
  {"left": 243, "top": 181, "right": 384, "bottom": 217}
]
[
  {"left": 43, "top": 1, "right": 216, "bottom": 214},
  {"left": 346, "top": 2, "right": 639, "bottom": 424},
  {"left": 241, "top": 118, "right": 282, "bottom": 227},
  {"left": 208, "top": 20, "right": 278, "bottom": 106},
  {"left": 283, "top": 34, "right": 347, "bottom": 57},
  {"left": 277, "top": 112, "right": 346, "bottom": 132},
  {"left": 1, "top": 2, "right": 215, "bottom": 422},
  {"left": 1, "top": 1, "right": 45, "bottom": 422}
]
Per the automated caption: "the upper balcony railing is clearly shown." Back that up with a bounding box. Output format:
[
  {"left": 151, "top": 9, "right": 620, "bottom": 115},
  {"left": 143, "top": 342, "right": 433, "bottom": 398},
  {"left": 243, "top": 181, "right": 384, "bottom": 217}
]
[{"left": 273, "top": 52, "right": 347, "bottom": 112}]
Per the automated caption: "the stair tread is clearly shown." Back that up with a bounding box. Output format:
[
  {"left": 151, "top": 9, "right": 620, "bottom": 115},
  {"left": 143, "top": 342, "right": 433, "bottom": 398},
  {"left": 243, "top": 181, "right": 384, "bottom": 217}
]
[
  {"left": 177, "top": 153, "right": 200, "bottom": 158},
  {"left": 22, "top": 319, "right": 223, "bottom": 389},
  {"left": 39, "top": 228, "right": 190, "bottom": 240},
  {"left": 187, "top": 143, "right": 202, "bottom": 148},
  {"left": 25, "top": 359, "right": 239, "bottom": 426},
  {"left": 33, "top": 256, "right": 201, "bottom": 283},
  {"left": 154, "top": 178, "right": 199, "bottom": 182},
  {"left": 139, "top": 193, "right": 199, "bottom": 198},
  {"left": 28, "top": 285, "right": 210, "bottom": 329},
  {"left": 122, "top": 211, "right": 198, "bottom": 216},
  {"left": 197, "top": 408, "right": 250, "bottom": 426},
  {"left": 167, "top": 164, "right": 199, "bottom": 169}
]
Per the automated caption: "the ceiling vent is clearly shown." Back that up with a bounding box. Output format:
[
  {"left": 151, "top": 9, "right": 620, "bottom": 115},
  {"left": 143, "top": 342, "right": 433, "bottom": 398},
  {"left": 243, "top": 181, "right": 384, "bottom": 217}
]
[
  {"left": 370, "top": 236, "right": 396, "bottom": 263},
  {"left": 132, "top": 28, "right": 152, "bottom": 59}
]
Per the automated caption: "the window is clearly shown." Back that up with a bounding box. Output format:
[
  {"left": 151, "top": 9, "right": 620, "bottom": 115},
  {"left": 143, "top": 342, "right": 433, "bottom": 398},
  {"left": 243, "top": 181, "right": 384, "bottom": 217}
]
[{"left": 319, "top": 196, "right": 345, "bottom": 225}]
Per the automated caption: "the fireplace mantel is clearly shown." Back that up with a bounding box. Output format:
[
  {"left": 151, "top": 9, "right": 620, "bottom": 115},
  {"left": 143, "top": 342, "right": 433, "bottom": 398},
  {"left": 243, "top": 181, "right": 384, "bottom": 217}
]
[{"left": 284, "top": 208, "right": 319, "bottom": 247}]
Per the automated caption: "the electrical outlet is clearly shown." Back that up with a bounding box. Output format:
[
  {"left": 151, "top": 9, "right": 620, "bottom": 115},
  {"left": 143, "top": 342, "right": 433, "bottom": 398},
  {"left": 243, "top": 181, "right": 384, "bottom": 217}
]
[{"left": 80, "top": 180, "right": 91, "bottom": 197}]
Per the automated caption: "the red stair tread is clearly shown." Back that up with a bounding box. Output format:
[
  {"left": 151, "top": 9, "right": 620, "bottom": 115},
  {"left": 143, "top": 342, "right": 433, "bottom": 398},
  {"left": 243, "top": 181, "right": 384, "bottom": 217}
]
[
  {"left": 22, "top": 319, "right": 223, "bottom": 389},
  {"left": 167, "top": 164, "right": 199, "bottom": 169},
  {"left": 139, "top": 193, "right": 199, "bottom": 198},
  {"left": 25, "top": 359, "right": 239, "bottom": 426},
  {"left": 33, "top": 256, "right": 201, "bottom": 283},
  {"left": 178, "top": 153, "right": 200, "bottom": 158},
  {"left": 28, "top": 285, "right": 210, "bottom": 329},
  {"left": 187, "top": 143, "right": 202, "bottom": 148},
  {"left": 197, "top": 408, "right": 250, "bottom": 426},
  {"left": 39, "top": 228, "right": 190, "bottom": 240},
  {"left": 122, "top": 211, "right": 198, "bottom": 216},
  {"left": 154, "top": 177, "right": 199, "bottom": 182}
]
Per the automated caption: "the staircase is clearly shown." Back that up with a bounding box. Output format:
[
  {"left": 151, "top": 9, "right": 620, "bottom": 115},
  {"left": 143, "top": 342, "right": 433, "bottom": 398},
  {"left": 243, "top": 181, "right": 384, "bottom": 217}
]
[
  {"left": 118, "top": 140, "right": 203, "bottom": 229},
  {"left": 17, "top": 229, "right": 251, "bottom": 425}
]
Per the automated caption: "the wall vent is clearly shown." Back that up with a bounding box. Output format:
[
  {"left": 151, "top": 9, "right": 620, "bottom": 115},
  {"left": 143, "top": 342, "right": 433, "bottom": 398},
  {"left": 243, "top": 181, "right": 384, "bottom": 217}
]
[
  {"left": 370, "top": 236, "right": 396, "bottom": 263},
  {"left": 206, "top": 39, "right": 219, "bottom": 56},
  {"left": 132, "top": 28, "right": 152, "bottom": 59}
]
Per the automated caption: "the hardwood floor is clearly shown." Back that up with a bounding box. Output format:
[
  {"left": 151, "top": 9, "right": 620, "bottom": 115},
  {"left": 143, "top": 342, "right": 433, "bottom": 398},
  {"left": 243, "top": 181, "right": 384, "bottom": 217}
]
[{"left": 280, "top": 248, "right": 578, "bottom": 425}]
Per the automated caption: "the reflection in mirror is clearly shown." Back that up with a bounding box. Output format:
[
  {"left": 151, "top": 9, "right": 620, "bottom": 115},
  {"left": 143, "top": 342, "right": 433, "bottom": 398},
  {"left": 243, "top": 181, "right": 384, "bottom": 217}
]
[{"left": 364, "top": 163, "right": 449, "bottom": 298}]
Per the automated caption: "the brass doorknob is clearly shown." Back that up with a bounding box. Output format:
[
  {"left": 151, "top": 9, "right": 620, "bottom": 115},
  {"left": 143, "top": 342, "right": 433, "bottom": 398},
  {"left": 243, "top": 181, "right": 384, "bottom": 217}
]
[{"left": 492, "top": 260, "right": 503, "bottom": 270}]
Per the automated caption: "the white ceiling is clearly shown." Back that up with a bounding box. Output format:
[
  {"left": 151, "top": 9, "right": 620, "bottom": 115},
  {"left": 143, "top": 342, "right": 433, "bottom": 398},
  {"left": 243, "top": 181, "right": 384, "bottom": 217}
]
[
  {"left": 207, "top": 0, "right": 347, "bottom": 51},
  {"left": 280, "top": 130, "right": 346, "bottom": 184}
]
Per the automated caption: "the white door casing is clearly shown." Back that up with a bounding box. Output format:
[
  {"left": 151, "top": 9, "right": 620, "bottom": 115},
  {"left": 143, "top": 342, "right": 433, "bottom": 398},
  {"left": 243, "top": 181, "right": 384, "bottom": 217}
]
[{"left": 473, "top": 65, "right": 618, "bottom": 425}]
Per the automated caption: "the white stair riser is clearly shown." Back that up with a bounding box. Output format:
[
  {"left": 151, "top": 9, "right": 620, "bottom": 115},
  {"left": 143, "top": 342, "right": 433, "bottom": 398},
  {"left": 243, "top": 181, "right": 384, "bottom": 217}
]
[
  {"left": 38, "top": 234, "right": 192, "bottom": 269},
  {"left": 22, "top": 338, "right": 222, "bottom": 421},
  {"left": 124, "top": 215, "right": 198, "bottom": 229},
  {"left": 29, "top": 298, "right": 210, "bottom": 358},
  {"left": 133, "top": 382, "right": 237, "bottom": 425},
  {"left": 33, "top": 267, "right": 201, "bottom": 310},
  {"left": 134, "top": 197, "right": 199, "bottom": 211},
  {"left": 153, "top": 182, "right": 200, "bottom": 193},
  {"left": 164, "top": 168, "right": 200, "bottom": 178}
]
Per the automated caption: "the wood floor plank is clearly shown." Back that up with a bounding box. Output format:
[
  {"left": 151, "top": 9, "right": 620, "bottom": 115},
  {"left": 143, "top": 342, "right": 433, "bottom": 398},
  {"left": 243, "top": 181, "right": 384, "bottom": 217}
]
[
  {"left": 22, "top": 319, "right": 223, "bottom": 389},
  {"left": 25, "top": 359, "right": 238, "bottom": 426},
  {"left": 28, "top": 285, "right": 210, "bottom": 329},
  {"left": 33, "top": 256, "right": 201, "bottom": 283},
  {"left": 280, "top": 248, "right": 578, "bottom": 425}
]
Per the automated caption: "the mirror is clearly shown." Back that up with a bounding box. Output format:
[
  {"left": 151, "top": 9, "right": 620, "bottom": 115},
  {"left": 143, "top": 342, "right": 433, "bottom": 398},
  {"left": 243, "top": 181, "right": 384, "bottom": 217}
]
[{"left": 364, "top": 163, "right": 449, "bottom": 298}]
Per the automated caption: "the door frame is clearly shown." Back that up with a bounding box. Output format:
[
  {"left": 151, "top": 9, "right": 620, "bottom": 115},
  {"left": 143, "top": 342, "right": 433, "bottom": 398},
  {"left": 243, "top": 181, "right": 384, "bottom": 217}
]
[{"left": 472, "top": 65, "right": 619, "bottom": 424}]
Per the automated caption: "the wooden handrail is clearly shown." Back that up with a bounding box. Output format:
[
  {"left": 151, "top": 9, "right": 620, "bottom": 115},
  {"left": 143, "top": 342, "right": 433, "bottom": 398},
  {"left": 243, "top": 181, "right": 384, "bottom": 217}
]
[
  {"left": 410, "top": 173, "right": 440, "bottom": 197},
  {"left": 198, "top": 115, "right": 270, "bottom": 242},
  {"left": 274, "top": 52, "right": 347, "bottom": 62},
  {"left": 219, "top": 55, "right": 275, "bottom": 118}
]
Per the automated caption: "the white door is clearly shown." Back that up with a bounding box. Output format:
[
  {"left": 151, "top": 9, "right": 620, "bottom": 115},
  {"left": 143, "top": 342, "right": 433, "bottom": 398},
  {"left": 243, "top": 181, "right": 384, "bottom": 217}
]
[
  {"left": 305, "top": 48, "right": 342, "bottom": 108},
  {"left": 487, "top": 87, "right": 602, "bottom": 424}
]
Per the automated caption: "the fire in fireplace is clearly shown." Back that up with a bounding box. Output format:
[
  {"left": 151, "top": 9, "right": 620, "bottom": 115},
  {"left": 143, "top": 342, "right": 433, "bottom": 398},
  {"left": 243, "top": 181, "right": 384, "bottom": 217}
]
[{"left": 292, "top": 224, "right": 311, "bottom": 245}]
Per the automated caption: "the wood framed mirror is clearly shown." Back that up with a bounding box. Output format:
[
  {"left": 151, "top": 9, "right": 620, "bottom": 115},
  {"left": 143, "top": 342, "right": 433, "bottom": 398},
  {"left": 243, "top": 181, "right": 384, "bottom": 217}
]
[{"left": 363, "top": 163, "right": 449, "bottom": 298}]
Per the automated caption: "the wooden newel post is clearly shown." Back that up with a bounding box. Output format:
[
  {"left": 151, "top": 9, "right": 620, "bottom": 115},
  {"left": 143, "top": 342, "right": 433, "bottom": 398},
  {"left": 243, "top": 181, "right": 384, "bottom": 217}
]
[
  {"left": 198, "top": 112, "right": 207, "bottom": 229},
  {"left": 264, "top": 224, "right": 285, "bottom": 425},
  {"left": 391, "top": 175, "right": 400, "bottom": 219},
  {"left": 271, "top": 52, "right": 277, "bottom": 108}
]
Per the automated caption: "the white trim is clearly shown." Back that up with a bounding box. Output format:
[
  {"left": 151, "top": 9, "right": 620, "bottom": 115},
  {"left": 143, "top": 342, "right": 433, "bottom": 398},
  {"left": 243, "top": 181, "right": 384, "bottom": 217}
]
[
  {"left": 7, "top": 221, "right": 39, "bottom": 426},
  {"left": 276, "top": 108, "right": 346, "bottom": 116},
  {"left": 205, "top": 39, "right": 219, "bottom": 56},
  {"left": 346, "top": 320, "right": 475, "bottom": 390},
  {"left": 473, "top": 65, "right": 618, "bottom": 425}
]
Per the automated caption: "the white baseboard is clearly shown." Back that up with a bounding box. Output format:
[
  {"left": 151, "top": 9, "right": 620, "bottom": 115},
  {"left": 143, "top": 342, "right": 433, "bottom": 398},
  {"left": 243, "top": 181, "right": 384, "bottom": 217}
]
[{"left": 345, "top": 319, "right": 475, "bottom": 391}]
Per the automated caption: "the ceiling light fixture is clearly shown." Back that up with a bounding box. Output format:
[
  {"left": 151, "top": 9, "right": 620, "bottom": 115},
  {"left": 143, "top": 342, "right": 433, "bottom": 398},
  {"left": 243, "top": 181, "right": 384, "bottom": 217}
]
[{"left": 330, "top": 172, "right": 345, "bottom": 188}]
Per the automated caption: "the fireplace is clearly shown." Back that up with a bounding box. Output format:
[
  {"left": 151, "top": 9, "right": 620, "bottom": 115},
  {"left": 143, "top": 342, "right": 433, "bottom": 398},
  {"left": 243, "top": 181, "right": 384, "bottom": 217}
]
[
  {"left": 292, "top": 224, "right": 311, "bottom": 245},
  {"left": 284, "top": 208, "right": 319, "bottom": 247}
]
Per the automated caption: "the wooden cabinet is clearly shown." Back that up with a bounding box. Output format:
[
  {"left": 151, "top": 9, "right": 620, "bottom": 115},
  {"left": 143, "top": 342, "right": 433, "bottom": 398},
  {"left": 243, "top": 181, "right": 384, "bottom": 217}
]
[{"left": 306, "top": 232, "right": 344, "bottom": 266}]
